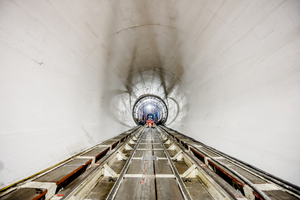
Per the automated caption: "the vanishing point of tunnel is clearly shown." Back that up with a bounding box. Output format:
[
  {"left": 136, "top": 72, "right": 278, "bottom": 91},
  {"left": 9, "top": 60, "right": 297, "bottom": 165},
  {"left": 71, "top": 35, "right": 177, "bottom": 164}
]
[{"left": 0, "top": 0, "right": 300, "bottom": 200}]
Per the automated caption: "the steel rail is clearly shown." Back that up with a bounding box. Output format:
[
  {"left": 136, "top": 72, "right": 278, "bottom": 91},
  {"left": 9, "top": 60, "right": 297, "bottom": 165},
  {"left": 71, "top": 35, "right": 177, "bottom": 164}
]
[
  {"left": 203, "top": 149, "right": 300, "bottom": 197},
  {"left": 150, "top": 128, "right": 158, "bottom": 200},
  {"left": 61, "top": 126, "right": 143, "bottom": 200},
  {"left": 105, "top": 126, "right": 146, "bottom": 200},
  {"left": 0, "top": 128, "right": 142, "bottom": 195},
  {"left": 157, "top": 126, "right": 238, "bottom": 200},
  {"left": 190, "top": 144, "right": 272, "bottom": 200},
  {"left": 163, "top": 126, "right": 300, "bottom": 196},
  {"left": 159, "top": 126, "right": 272, "bottom": 200},
  {"left": 155, "top": 128, "right": 192, "bottom": 200}
]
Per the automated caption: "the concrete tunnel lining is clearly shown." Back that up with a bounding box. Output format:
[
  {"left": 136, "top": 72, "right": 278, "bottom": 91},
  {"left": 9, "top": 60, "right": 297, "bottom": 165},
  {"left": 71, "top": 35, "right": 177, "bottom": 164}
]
[
  {"left": 0, "top": 0, "right": 300, "bottom": 189},
  {"left": 132, "top": 94, "right": 169, "bottom": 125}
]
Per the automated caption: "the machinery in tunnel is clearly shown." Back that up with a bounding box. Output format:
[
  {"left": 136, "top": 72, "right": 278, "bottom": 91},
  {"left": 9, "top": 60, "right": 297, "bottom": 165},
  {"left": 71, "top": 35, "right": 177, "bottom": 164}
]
[{"left": 132, "top": 94, "right": 168, "bottom": 125}]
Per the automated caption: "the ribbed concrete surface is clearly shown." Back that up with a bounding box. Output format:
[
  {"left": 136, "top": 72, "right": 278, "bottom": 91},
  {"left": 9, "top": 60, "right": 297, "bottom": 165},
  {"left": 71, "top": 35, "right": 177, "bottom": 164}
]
[{"left": 0, "top": 0, "right": 299, "bottom": 188}]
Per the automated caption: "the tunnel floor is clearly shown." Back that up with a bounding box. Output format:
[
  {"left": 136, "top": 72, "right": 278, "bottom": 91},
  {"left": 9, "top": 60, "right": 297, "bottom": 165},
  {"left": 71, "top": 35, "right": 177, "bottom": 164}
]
[
  {"left": 85, "top": 127, "right": 212, "bottom": 200},
  {"left": 1, "top": 126, "right": 299, "bottom": 200}
]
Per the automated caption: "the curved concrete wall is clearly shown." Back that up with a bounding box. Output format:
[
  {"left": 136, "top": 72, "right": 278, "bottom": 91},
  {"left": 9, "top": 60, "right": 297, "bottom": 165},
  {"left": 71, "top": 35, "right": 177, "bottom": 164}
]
[{"left": 0, "top": 0, "right": 300, "bottom": 188}]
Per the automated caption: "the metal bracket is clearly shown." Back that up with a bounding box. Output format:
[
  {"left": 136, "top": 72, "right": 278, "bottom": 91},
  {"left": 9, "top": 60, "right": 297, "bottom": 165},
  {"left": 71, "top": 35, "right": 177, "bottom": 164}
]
[
  {"left": 167, "top": 143, "right": 176, "bottom": 150},
  {"left": 104, "top": 164, "right": 118, "bottom": 177},
  {"left": 116, "top": 151, "right": 128, "bottom": 160},
  {"left": 142, "top": 156, "right": 158, "bottom": 161},
  {"left": 172, "top": 150, "right": 183, "bottom": 160},
  {"left": 125, "top": 144, "right": 133, "bottom": 150},
  {"left": 128, "top": 139, "right": 135, "bottom": 144},
  {"left": 164, "top": 138, "right": 171, "bottom": 144},
  {"left": 181, "top": 164, "right": 197, "bottom": 178}
]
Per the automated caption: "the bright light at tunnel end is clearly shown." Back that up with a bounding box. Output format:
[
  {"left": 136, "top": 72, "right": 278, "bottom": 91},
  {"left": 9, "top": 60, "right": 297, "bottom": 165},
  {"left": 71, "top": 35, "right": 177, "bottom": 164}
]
[{"left": 132, "top": 94, "right": 168, "bottom": 126}]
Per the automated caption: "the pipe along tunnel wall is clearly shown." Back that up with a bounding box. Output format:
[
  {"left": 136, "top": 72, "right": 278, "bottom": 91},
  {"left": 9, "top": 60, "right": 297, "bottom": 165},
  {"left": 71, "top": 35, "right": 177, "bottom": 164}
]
[{"left": 0, "top": 0, "right": 300, "bottom": 189}]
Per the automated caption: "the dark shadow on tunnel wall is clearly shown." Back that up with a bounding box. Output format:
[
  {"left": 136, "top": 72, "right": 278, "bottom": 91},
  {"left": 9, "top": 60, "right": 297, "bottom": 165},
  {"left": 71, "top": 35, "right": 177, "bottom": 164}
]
[{"left": 98, "top": 0, "right": 189, "bottom": 127}]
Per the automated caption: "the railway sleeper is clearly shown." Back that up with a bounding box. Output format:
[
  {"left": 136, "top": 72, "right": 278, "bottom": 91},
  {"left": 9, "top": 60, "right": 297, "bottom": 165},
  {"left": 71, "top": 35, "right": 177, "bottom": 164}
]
[
  {"left": 159, "top": 126, "right": 300, "bottom": 200},
  {"left": 0, "top": 126, "right": 144, "bottom": 200}
]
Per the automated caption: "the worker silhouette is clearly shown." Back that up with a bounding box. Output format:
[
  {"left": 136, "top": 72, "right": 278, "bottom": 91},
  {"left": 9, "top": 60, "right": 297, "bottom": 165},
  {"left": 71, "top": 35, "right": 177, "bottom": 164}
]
[{"left": 150, "top": 119, "right": 154, "bottom": 128}]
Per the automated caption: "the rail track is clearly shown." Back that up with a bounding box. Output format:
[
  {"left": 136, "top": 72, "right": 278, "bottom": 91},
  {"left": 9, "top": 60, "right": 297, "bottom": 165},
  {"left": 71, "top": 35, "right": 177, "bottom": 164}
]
[{"left": 1, "top": 125, "right": 299, "bottom": 200}]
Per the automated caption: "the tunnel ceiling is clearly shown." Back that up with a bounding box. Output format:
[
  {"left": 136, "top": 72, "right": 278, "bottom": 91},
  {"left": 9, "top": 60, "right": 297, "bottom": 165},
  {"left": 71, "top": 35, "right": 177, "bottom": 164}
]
[
  {"left": 3, "top": 0, "right": 298, "bottom": 128},
  {"left": 69, "top": 0, "right": 299, "bottom": 129},
  {"left": 1, "top": 0, "right": 300, "bottom": 188}
]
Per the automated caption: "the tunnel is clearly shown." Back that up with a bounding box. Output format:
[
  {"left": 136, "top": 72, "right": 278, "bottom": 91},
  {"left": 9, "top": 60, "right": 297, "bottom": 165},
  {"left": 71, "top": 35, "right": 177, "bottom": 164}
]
[
  {"left": 132, "top": 94, "right": 168, "bottom": 125},
  {"left": 0, "top": 0, "right": 300, "bottom": 199}
]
